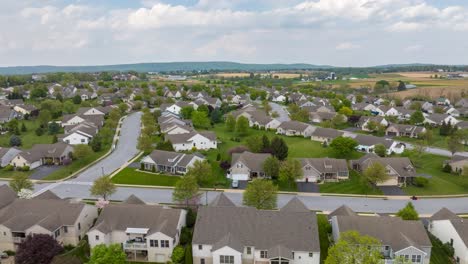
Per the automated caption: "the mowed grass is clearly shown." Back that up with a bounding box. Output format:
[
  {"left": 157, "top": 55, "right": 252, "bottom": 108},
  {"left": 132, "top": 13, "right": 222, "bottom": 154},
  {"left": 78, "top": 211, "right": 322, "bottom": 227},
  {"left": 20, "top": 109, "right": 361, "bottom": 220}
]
[
  {"left": 404, "top": 153, "right": 468, "bottom": 195},
  {"left": 0, "top": 119, "right": 55, "bottom": 149},
  {"left": 319, "top": 171, "right": 382, "bottom": 195},
  {"left": 112, "top": 168, "right": 180, "bottom": 186},
  {"left": 0, "top": 168, "right": 33, "bottom": 179}
]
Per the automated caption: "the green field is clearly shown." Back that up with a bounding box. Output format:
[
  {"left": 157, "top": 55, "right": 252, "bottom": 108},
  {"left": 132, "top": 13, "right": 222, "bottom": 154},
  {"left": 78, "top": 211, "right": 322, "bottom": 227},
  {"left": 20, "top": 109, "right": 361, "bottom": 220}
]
[
  {"left": 394, "top": 128, "right": 468, "bottom": 151},
  {"left": 0, "top": 119, "right": 56, "bottom": 149},
  {"left": 112, "top": 168, "right": 180, "bottom": 186}
]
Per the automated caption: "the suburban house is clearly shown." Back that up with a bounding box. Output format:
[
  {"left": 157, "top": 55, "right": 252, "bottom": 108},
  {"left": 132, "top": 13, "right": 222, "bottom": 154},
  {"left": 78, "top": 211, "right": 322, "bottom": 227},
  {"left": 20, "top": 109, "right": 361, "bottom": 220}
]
[
  {"left": 165, "top": 131, "right": 217, "bottom": 151},
  {"left": 444, "top": 155, "right": 468, "bottom": 174},
  {"left": 424, "top": 113, "right": 459, "bottom": 126},
  {"left": 227, "top": 151, "right": 272, "bottom": 181},
  {"left": 192, "top": 194, "right": 321, "bottom": 264},
  {"left": 158, "top": 115, "right": 192, "bottom": 127},
  {"left": 61, "top": 123, "right": 99, "bottom": 145},
  {"left": 231, "top": 108, "right": 281, "bottom": 130},
  {"left": 330, "top": 208, "right": 432, "bottom": 264},
  {"left": 298, "top": 158, "right": 349, "bottom": 182},
  {"left": 87, "top": 195, "right": 186, "bottom": 263},
  {"left": 0, "top": 147, "right": 21, "bottom": 167},
  {"left": 159, "top": 123, "right": 194, "bottom": 135},
  {"left": 356, "top": 116, "right": 388, "bottom": 131},
  {"left": 353, "top": 134, "right": 405, "bottom": 154},
  {"left": 0, "top": 105, "right": 19, "bottom": 125},
  {"left": 309, "top": 111, "right": 337, "bottom": 123},
  {"left": 310, "top": 128, "right": 344, "bottom": 143},
  {"left": 160, "top": 102, "right": 191, "bottom": 116},
  {"left": 385, "top": 124, "right": 426, "bottom": 138},
  {"left": 0, "top": 185, "right": 97, "bottom": 252},
  {"left": 140, "top": 150, "right": 205, "bottom": 175},
  {"left": 10, "top": 142, "right": 74, "bottom": 170},
  {"left": 13, "top": 104, "right": 38, "bottom": 116},
  {"left": 351, "top": 153, "right": 416, "bottom": 186},
  {"left": 61, "top": 114, "right": 104, "bottom": 128},
  {"left": 76, "top": 106, "right": 112, "bottom": 116},
  {"left": 352, "top": 103, "right": 377, "bottom": 112},
  {"left": 276, "top": 121, "right": 315, "bottom": 137},
  {"left": 428, "top": 208, "right": 468, "bottom": 264}
]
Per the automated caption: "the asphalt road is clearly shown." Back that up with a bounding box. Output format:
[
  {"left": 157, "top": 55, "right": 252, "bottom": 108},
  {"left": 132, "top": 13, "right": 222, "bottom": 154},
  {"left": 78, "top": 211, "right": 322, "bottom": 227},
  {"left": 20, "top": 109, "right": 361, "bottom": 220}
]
[
  {"left": 269, "top": 102, "right": 290, "bottom": 122},
  {"left": 72, "top": 112, "right": 142, "bottom": 182}
]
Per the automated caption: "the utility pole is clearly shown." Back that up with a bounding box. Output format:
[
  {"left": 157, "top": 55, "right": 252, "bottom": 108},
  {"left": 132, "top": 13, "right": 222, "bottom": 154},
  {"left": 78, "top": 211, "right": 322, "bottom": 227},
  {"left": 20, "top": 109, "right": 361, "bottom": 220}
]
[{"left": 101, "top": 167, "right": 104, "bottom": 177}]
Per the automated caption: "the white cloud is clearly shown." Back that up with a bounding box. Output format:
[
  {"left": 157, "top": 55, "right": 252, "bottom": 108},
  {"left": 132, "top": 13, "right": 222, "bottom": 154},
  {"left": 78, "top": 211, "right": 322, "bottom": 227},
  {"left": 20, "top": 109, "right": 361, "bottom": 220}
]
[
  {"left": 404, "top": 44, "right": 423, "bottom": 52},
  {"left": 336, "top": 42, "right": 360, "bottom": 50},
  {"left": 387, "top": 21, "right": 427, "bottom": 32}
]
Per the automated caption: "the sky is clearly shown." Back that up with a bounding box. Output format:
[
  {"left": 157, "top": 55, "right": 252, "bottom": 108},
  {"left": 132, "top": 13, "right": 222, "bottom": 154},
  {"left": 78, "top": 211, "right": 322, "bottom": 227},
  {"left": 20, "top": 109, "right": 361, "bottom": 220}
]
[{"left": 0, "top": 0, "right": 468, "bottom": 67}]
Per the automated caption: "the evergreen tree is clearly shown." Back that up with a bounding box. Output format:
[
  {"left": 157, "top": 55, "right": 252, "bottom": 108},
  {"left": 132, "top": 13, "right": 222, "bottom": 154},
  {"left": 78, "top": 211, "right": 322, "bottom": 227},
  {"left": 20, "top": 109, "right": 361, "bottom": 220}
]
[{"left": 271, "top": 136, "right": 288, "bottom": 160}]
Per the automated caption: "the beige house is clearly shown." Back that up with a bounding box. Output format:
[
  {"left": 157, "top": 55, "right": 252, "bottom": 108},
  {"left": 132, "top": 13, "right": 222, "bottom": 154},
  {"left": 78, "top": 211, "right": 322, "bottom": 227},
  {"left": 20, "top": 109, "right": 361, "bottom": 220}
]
[
  {"left": 298, "top": 158, "right": 349, "bottom": 183},
  {"left": 0, "top": 186, "right": 97, "bottom": 252},
  {"left": 227, "top": 151, "right": 272, "bottom": 181},
  {"left": 445, "top": 155, "right": 468, "bottom": 174},
  {"left": 310, "top": 127, "right": 344, "bottom": 143},
  {"left": 276, "top": 121, "right": 315, "bottom": 137},
  {"left": 10, "top": 142, "right": 74, "bottom": 170},
  {"left": 87, "top": 195, "right": 186, "bottom": 263}
]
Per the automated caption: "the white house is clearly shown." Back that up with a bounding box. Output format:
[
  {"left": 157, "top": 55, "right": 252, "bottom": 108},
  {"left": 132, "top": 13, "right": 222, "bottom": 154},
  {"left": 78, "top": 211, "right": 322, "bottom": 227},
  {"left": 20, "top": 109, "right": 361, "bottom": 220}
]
[
  {"left": 353, "top": 134, "right": 405, "bottom": 155},
  {"left": 227, "top": 151, "right": 271, "bottom": 181},
  {"left": 165, "top": 131, "right": 217, "bottom": 151},
  {"left": 428, "top": 208, "right": 468, "bottom": 264},
  {"left": 424, "top": 113, "right": 459, "bottom": 126},
  {"left": 87, "top": 195, "right": 186, "bottom": 263},
  {"left": 276, "top": 121, "right": 315, "bottom": 138},
  {"left": 140, "top": 150, "right": 205, "bottom": 175},
  {"left": 192, "top": 194, "right": 321, "bottom": 264},
  {"left": 272, "top": 94, "right": 286, "bottom": 103}
]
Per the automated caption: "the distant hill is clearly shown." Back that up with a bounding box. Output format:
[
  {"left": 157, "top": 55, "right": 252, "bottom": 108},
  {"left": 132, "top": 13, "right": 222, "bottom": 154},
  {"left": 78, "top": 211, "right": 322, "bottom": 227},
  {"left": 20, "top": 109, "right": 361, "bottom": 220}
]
[{"left": 0, "top": 61, "right": 334, "bottom": 75}]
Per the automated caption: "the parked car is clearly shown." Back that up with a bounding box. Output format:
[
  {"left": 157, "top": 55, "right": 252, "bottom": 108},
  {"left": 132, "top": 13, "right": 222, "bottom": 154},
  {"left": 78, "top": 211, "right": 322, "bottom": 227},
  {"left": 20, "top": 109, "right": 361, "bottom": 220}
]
[
  {"left": 0, "top": 252, "right": 8, "bottom": 259},
  {"left": 231, "top": 179, "right": 239, "bottom": 189}
]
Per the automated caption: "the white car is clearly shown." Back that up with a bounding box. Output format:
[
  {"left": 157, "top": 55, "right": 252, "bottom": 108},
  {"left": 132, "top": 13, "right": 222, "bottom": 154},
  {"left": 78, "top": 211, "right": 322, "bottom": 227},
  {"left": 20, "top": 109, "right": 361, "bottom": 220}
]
[{"left": 231, "top": 180, "right": 239, "bottom": 189}]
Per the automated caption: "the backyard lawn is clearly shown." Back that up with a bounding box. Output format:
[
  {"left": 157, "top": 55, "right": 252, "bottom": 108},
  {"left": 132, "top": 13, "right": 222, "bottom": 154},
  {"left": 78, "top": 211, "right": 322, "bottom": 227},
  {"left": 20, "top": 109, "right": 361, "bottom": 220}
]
[
  {"left": 319, "top": 171, "right": 382, "bottom": 195},
  {"left": 0, "top": 168, "right": 33, "bottom": 178},
  {"left": 112, "top": 167, "right": 180, "bottom": 186},
  {"left": 0, "top": 119, "right": 56, "bottom": 149}
]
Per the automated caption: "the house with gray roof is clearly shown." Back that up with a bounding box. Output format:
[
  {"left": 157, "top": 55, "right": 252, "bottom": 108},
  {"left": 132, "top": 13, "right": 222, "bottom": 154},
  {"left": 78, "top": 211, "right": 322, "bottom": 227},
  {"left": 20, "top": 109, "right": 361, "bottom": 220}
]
[
  {"left": 276, "top": 121, "right": 314, "bottom": 137},
  {"left": 386, "top": 124, "right": 426, "bottom": 138},
  {"left": 330, "top": 207, "right": 432, "bottom": 264},
  {"left": 227, "top": 151, "right": 272, "bottom": 181},
  {"left": 140, "top": 150, "right": 205, "bottom": 175},
  {"left": 351, "top": 153, "right": 416, "bottom": 186},
  {"left": 298, "top": 158, "right": 349, "bottom": 183},
  {"left": 0, "top": 185, "right": 97, "bottom": 252},
  {"left": 310, "top": 127, "right": 344, "bottom": 143},
  {"left": 192, "top": 194, "right": 321, "bottom": 264},
  {"left": 10, "top": 142, "right": 74, "bottom": 170},
  {"left": 165, "top": 131, "right": 217, "bottom": 151},
  {"left": 353, "top": 134, "right": 405, "bottom": 155},
  {"left": 60, "top": 122, "right": 99, "bottom": 145},
  {"left": 428, "top": 208, "right": 468, "bottom": 264},
  {"left": 0, "top": 147, "right": 21, "bottom": 167},
  {"left": 87, "top": 195, "right": 186, "bottom": 263}
]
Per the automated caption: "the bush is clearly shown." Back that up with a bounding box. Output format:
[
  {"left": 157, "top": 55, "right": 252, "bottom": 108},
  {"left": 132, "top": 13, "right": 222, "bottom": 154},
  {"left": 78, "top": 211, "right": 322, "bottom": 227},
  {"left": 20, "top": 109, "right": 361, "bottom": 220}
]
[
  {"left": 185, "top": 246, "right": 193, "bottom": 264},
  {"left": 35, "top": 127, "right": 44, "bottom": 136},
  {"left": 22, "top": 166, "right": 30, "bottom": 172},
  {"left": 140, "top": 163, "right": 145, "bottom": 170},
  {"left": 62, "top": 158, "right": 72, "bottom": 166},
  {"left": 4, "top": 164, "right": 14, "bottom": 171},
  {"left": 151, "top": 166, "right": 156, "bottom": 173},
  {"left": 414, "top": 177, "right": 429, "bottom": 187},
  {"left": 9, "top": 135, "right": 21, "bottom": 147},
  {"left": 220, "top": 161, "right": 230, "bottom": 171},
  {"left": 216, "top": 153, "right": 221, "bottom": 161},
  {"left": 171, "top": 246, "right": 185, "bottom": 264},
  {"left": 4, "top": 250, "right": 15, "bottom": 256},
  {"left": 179, "top": 227, "right": 192, "bottom": 245},
  {"left": 186, "top": 209, "right": 196, "bottom": 228},
  {"left": 442, "top": 164, "right": 452, "bottom": 173}
]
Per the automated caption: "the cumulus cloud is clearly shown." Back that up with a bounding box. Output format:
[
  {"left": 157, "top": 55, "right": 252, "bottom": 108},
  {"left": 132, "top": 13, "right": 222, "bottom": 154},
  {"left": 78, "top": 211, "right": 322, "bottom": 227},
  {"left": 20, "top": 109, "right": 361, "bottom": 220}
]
[{"left": 1, "top": 0, "right": 468, "bottom": 66}]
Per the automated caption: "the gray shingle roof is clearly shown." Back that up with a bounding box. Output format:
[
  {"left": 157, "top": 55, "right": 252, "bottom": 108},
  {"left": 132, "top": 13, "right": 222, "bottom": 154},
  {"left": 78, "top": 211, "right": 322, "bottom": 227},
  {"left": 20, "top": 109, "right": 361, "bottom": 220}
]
[
  {"left": 334, "top": 215, "right": 431, "bottom": 252},
  {"left": 0, "top": 185, "right": 16, "bottom": 209},
  {"left": 231, "top": 151, "right": 271, "bottom": 173},
  {"left": 311, "top": 127, "right": 343, "bottom": 139},
  {"left": 280, "top": 197, "right": 309, "bottom": 213},
  {"left": 328, "top": 205, "right": 357, "bottom": 219},
  {"left": 449, "top": 219, "right": 468, "bottom": 248},
  {"left": 430, "top": 208, "right": 459, "bottom": 221},
  {"left": 209, "top": 193, "right": 236, "bottom": 207},
  {"left": 299, "top": 158, "right": 348, "bottom": 174},
  {"left": 278, "top": 121, "right": 310, "bottom": 132},
  {"left": 145, "top": 150, "right": 204, "bottom": 168},
  {"left": 354, "top": 134, "right": 394, "bottom": 148},
  {"left": 166, "top": 131, "right": 216, "bottom": 144}
]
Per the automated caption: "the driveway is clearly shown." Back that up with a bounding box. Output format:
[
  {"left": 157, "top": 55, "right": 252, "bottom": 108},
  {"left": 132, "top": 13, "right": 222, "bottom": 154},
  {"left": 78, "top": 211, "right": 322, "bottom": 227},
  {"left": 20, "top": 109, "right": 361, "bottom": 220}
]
[
  {"left": 29, "top": 165, "right": 63, "bottom": 180},
  {"left": 297, "top": 182, "right": 320, "bottom": 193},
  {"left": 71, "top": 112, "right": 142, "bottom": 182},
  {"left": 378, "top": 186, "right": 406, "bottom": 196},
  {"left": 269, "top": 102, "right": 290, "bottom": 122}
]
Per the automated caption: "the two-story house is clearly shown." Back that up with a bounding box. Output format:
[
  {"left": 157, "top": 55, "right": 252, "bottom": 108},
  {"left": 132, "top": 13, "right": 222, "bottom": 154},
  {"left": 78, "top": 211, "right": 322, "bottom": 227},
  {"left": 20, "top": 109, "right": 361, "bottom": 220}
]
[{"left": 165, "top": 131, "right": 217, "bottom": 151}]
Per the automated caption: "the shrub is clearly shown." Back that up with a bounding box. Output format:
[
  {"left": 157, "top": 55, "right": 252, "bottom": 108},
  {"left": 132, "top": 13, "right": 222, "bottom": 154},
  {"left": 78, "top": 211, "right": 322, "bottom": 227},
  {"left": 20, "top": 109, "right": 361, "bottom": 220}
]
[
  {"left": 186, "top": 209, "right": 196, "bottom": 228},
  {"left": 22, "top": 166, "right": 30, "bottom": 172},
  {"left": 4, "top": 250, "right": 15, "bottom": 256},
  {"left": 4, "top": 164, "right": 14, "bottom": 171},
  {"left": 216, "top": 153, "right": 221, "bottom": 161},
  {"left": 151, "top": 166, "right": 156, "bottom": 173},
  {"left": 62, "top": 158, "right": 72, "bottom": 166},
  {"left": 184, "top": 246, "right": 193, "bottom": 264},
  {"left": 220, "top": 161, "right": 230, "bottom": 171},
  {"left": 179, "top": 227, "right": 192, "bottom": 245},
  {"left": 35, "top": 127, "right": 44, "bottom": 136},
  {"left": 414, "top": 177, "right": 429, "bottom": 187},
  {"left": 442, "top": 164, "right": 452, "bottom": 173},
  {"left": 140, "top": 163, "right": 145, "bottom": 170},
  {"left": 171, "top": 246, "right": 185, "bottom": 264},
  {"left": 9, "top": 135, "right": 21, "bottom": 147}
]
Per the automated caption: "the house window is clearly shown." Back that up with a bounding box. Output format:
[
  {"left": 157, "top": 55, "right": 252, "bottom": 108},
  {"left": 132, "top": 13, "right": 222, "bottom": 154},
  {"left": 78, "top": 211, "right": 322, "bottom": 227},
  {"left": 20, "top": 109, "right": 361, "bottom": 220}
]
[
  {"left": 78, "top": 223, "right": 81, "bottom": 230},
  {"left": 64, "top": 226, "right": 68, "bottom": 233},
  {"left": 384, "top": 246, "right": 389, "bottom": 251},
  {"left": 150, "top": 240, "right": 158, "bottom": 247},
  {"left": 416, "top": 255, "right": 422, "bottom": 263},
  {"left": 198, "top": 245, "right": 203, "bottom": 250},
  {"left": 260, "top": 250, "right": 268, "bottom": 258},
  {"left": 54, "top": 229, "right": 60, "bottom": 238},
  {"left": 220, "top": 255, "right": 234, "bottom": 264},
  {"left": 161, "top": 240, "right": 169, "bottom": 248},
  {"left": 309, "top": 253, "right": 313, "bottom": 258},
  {"left": 450, "top": 238, "right": 454, "bottom": 246},
  {"left": 246, "top": 247, "right": 251, "bottom": 254},
  {"left": 200, "top": 259, "right": 205, "bottom": 264},
  {"left": 81, "top": 139, "right": 85, "bottom": 143},
  {"left": 95, "top": 235, "right": 99, "bottom": 241}
]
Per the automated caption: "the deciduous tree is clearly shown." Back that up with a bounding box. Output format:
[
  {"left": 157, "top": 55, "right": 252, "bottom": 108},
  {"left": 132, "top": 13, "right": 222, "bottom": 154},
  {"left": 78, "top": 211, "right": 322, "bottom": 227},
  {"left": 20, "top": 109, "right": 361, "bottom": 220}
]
[
  {"left": 90, "top": 176, "right": 116, "bottom": 200},
  {"left": 225, "top": 114, "right": 236, "bottom": 132},
  {"left": 9, "top": 174, "right": 33, "bottom": 193},
  {"left": 186, "top": 160, "right": 212, "bottom": 185},
  {"left": 262, "top": 156, "right": 280, "bottom": 179},
  {"left": 396, "top": 202, "right": 419, "bottom": 220},
  {"left": 172, "top": 175, "right": 199, "bottom": 206},
  {"left": 279, "top": 159, "right": 303, "bottom": 187},
  {"left": 88, "top": 244, "right": 126, "bottom": 264},
  {"left": 235, "top": 116, "right": 249, "bottom": 136},
  {"left": 243, "top": 179, "right": 278, "bottom": 210},
  {"left": 330, "top": 137, "right": 358, "bottom": 158},
  {"left": 363, "top": 162, "right": 390, "bottom": 185},
  {"left": 16, "top": 234, "right": 63, "bottom": 264},
  {"left": 325, "top": 231, "right": 382, "bottom": 264},
  {"left": 73, "top": 144, "right": 93, "bottom": 159}
]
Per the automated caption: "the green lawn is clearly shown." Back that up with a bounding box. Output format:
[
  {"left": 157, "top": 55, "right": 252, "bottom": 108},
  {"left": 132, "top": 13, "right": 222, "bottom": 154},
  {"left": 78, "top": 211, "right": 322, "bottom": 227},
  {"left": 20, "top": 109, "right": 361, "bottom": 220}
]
[
  {"left": 319, "top": 171, "right": 382, "bottom": 195},
  {"left": 404, "top": 153, "right": 468, "bottom": 195},
  {"left": 395, "top": 128, "right": 468, "bottom": 151},
  {"left": 112, "top": 168, "right": 181, "bottom": 186},
  {"left": 0, "top": 119, "right": 56, "bottom": 149},
  {"left": 0, "top": 168, "right": 33, "bottom": 179},
  {"left": 317, "top": 214, "right": 331, "bottom": 263}
]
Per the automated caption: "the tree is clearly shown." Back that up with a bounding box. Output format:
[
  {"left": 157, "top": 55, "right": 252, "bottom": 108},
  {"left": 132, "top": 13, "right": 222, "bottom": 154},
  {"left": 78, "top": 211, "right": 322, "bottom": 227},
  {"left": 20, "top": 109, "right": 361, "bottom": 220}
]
[
  {"left": 15, "top": 234, "right": 63, "bottom": 264},
  {"left": 374, "top": 144, "right": 387, "bottom": 157},
  {"left": 325, "top": 231, "right": 382, "bottom": 264},
  {"left": 246, "top": 135, "right": 263, "bottom": 153},
  {"left": 172, "top": 175, "right": 199, "bottom": 206},
  {"left": 9, "top": 135, "right": 21, "bottom": 147},
  {"left": 279, "top": 159, "right": 303, "bottom": 187},
  {"left": 365, "top": 120, "right": 377, "bottom": 132},
  {"left": 210, "top": 109, "right": 223, "bottom": 123},
  {"left": 235, "top": 116, "right": 249, "bottom": 136},
  {"left": 447, "top": 134, "right": 462, "bottom": 155},
  {"left": 48, "top": 122, "right": 60, "bottom": 135},
  {"left": 262, "top": 100, "right": 271, "bottom": 114},
  {"left": 243, "top": 179, "right": 278, "bottom": 210},
  {"left": 225, "top": 114, "right": 236, "bottom": 132},
  {"left": 171, "top": 245, "right": 185, "bottom": 264},
  {"left": 270, "top": 136, "right": 288, "bottom": 160},
  {"left": 73, "top": 144, "right": 93, "bottom": 159},
  {"left": 38, "top": 109, "right": 52, "bottom": 126},
  {"left": 88, "top": 244, "right": 126, "bottom": 264},
  {"left": 137, "top": 134, "right": 153, "bottom": 153},
  {"left": 9, "top": 174, "right": 33, "bottom": 193},
  {"left": 363, "top": 162, "right": 389, "bottom": 185},
  {"left": 21, "top": 122, "right": 27, "bottom": 132},
  {"left": 63, "top": 101, "right": 75, "bottom": 114},
  {"left": 90, "top": 135, "right": 103, "bottom": 152},
  {"left": 397, "top": 80, "right": 406, "bottom": 91},
  {"left": 192, "top": 111, "right": 211, "bottom": 129},
  {"left": 331, "top": 114, "right": 347, "bottom": 128},
  {"left": 186, "top": 160, "right": 212, "bottom": 185},
  {"left": 72, "top": 95, "right": 82, "bottom": 104},
  {"left": 396, "top": 202, "right": 419, "bottom": 220},
  {"left": 261, "top": 134, "right": 271, "bottom": 152},
  {"left": 338, "top": 106, "right": 353, "bottom": 116},
  {"left": 410, "top": 110, "right": 425, "bottom": 125},
  {"left": 262, "top": 156, "right": 280, "bottom": 179},
  {"left": 90, "top": 176, "right": 116, "bottom": 200},
  {"left": 330, "top": 137, "right": 358, "bottom": 158}
]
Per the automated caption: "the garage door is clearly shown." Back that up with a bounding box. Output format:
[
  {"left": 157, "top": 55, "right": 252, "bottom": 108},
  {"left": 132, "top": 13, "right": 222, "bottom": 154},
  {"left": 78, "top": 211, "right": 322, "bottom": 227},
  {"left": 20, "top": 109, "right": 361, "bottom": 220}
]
[{"left": 155, "top": 254, "right": 165, "bottom": 263}]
